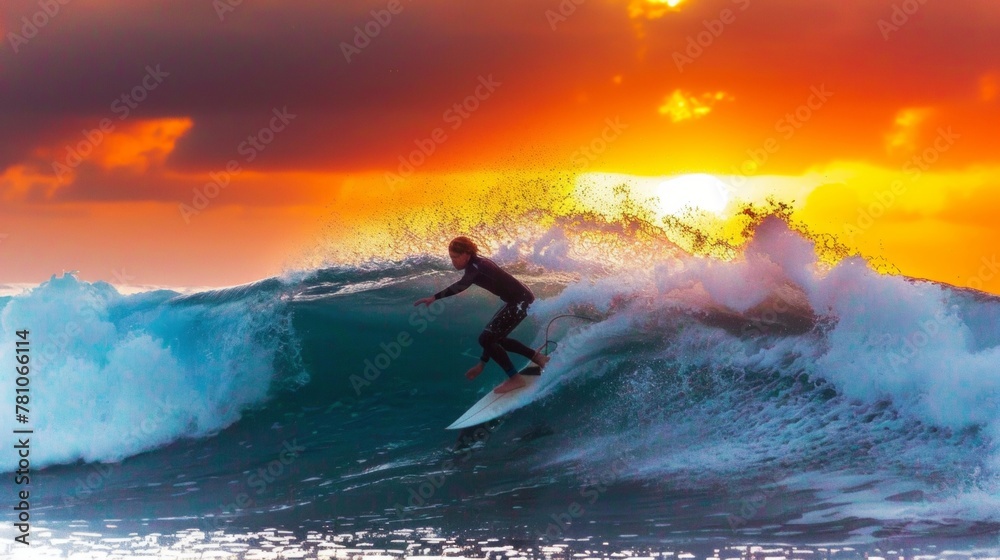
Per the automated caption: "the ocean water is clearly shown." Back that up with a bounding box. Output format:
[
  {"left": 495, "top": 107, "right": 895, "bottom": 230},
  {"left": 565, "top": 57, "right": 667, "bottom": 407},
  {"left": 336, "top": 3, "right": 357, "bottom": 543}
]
[{"left": 1, "top": 218, "right": 999, "bottom": 558}]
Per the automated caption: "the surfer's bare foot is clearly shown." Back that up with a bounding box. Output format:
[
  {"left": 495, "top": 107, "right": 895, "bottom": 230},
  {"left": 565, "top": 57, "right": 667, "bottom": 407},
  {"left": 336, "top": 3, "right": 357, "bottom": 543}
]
[
  {"left": 494, "top": 374, "right": 526, "bottom": 394},
  {"left": 532, "top": 352, "right": 550, "bottom": 370}
]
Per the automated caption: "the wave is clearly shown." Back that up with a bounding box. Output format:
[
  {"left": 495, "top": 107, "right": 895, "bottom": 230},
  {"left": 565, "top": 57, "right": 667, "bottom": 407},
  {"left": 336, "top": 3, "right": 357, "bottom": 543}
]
[
  {"left": 0, "top": 273, "right": 306, "bottom": 471},
  {"left": 3, "top": 213, "right": 998, "bottom": 531}
]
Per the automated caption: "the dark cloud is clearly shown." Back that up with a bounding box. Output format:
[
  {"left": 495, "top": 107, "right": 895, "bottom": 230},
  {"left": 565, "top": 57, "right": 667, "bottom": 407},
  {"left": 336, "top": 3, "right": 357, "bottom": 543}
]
[
  {"left": 1, "top": 0, "right": 998, "bottom": 182},
  {"left": 47, "top": 163, "right": 331, "bottom": 208},
  {"left": 1, "top": 0, "right": 635, "bottom": 173}
]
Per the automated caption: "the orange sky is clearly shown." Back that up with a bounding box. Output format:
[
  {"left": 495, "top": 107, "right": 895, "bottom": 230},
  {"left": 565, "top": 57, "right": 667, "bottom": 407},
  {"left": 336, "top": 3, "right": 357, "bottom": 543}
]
[{"left": 1, "top": 0, "right": 999, "bottom": 292}]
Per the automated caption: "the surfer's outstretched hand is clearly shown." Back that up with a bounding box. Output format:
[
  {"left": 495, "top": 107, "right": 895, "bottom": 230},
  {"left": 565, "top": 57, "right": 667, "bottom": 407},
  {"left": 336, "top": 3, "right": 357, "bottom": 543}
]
[
  {"left": 465, "top": 362, "right": 484, "bottom": 380},
  {"left": 413, "top": 297, "right": 435, "bottom": 306}
]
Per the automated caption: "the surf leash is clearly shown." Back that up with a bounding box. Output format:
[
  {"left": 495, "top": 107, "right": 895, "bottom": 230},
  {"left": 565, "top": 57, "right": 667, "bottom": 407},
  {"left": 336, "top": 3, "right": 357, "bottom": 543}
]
[{"left": 540, "top": 313, "right": 599, "bottom": 356}]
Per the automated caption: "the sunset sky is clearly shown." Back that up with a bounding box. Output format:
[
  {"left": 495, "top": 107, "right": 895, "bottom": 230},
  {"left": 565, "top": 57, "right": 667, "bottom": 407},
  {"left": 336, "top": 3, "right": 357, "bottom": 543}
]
[{"left": 1, "top": 0, "right": 998, "bottom": 292}]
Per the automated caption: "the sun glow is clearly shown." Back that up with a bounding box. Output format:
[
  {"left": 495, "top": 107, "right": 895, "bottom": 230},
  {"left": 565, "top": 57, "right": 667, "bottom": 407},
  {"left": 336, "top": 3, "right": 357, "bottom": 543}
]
[
  {"left": 574, "top": 172, "right": 734, "bottom": 218},
  {"left": 629, "top": 0, "right": 687, "bottom": 19},
  {"left": 656, "top": 174, "right": 732, "bottom": 216}
]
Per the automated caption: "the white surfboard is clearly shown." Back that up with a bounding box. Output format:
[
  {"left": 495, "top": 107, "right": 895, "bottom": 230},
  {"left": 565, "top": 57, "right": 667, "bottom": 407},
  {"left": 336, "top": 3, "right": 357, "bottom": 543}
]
[{"left": 446, "top": 363, "right": 544, "bottom": 430}]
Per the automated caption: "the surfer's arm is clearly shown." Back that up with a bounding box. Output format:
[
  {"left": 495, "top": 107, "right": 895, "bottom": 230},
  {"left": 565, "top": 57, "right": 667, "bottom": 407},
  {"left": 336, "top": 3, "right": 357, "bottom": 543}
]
[{"left": 433, "top": 267, "right": 479, "bottom": 300}]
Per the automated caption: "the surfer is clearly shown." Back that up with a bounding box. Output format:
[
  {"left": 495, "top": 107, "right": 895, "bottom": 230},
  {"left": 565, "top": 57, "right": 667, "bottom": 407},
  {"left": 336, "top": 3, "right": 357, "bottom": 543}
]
[{"left": 414, "top": 236, "right": 549, "bottom": 393}]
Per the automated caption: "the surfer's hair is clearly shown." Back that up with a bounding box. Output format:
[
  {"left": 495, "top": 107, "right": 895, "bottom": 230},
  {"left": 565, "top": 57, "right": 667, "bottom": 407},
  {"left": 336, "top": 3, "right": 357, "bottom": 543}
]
[{"left": 449, "top": 236, "right": 478, "bottom": 256}]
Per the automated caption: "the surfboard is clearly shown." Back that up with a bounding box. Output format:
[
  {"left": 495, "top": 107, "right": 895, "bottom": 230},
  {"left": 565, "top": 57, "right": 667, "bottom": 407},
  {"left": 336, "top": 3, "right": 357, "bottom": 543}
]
[{"left": 446, "top": 363, "right": 543, "bottom": 430}]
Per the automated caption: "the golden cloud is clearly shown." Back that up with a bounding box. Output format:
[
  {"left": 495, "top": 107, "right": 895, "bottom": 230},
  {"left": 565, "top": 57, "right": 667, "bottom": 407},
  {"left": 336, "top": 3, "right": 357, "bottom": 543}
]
[
  {"left": 658, "top": 89, "right": 733, "bottom": 123},
  {"left": 884, "top": 107, "right": 932, "bottom": 154}
]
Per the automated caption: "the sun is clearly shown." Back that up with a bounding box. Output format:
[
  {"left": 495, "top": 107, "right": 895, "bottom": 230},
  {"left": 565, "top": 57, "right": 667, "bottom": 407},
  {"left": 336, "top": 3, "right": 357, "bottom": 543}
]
[{"left": 656, "top": 174, "right": 732, "bottom": 217}]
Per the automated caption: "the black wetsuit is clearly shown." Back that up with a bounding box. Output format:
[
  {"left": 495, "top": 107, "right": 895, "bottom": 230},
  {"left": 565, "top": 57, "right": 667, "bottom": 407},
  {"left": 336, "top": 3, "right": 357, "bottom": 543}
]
[{"left": 434, "top": 254, "right": 536, "bottom": 376}]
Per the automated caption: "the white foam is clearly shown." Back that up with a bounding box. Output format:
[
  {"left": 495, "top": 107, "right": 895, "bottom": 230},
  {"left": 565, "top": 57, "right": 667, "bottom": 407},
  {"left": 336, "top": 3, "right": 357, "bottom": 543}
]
[
  {"left": 522, "top": 217, "right": 1000, "bottom": 522},
  {"left": 0, "top": 273, "right": 305, "bottom": 470}
]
